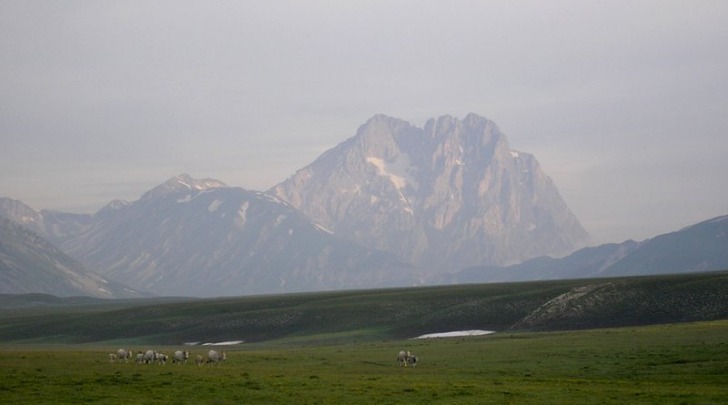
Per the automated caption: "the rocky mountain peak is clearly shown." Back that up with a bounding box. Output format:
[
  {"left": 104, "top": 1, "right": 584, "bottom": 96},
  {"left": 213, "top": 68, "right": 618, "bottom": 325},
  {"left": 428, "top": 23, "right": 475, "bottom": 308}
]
[
  {"left": 0, "top": 197, "right": 42, "bottom": 225},
  {"left": 95, "top": 199, "right": 130, "bottom": 219},
  {"left": 270, "top": 113, "right": 589, "bottom": 273},
  {"left": 347, "top": 115, "right": 416, "bottom": 161},
  {"left": 102, "top": 199, "right": 129, "bottom": 211},
  {"left": 140, "top": 174, "right": 227, "bottom": 201}
]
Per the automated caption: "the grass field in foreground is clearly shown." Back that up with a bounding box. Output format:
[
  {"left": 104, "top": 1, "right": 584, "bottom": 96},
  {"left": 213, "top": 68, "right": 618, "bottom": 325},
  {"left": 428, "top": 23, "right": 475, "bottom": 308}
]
[{"left": 0, "top": 320, "right": 726, "bottom": 404}]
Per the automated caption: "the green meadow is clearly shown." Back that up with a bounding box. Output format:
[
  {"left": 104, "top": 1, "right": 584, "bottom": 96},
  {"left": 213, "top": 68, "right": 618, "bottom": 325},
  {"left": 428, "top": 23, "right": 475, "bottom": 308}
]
[
  {"left": 1, "top": 273, "right": 726, "bottom": 403},
  {"left": 1, "top": 320, "right": 726, "bottom": 404}
]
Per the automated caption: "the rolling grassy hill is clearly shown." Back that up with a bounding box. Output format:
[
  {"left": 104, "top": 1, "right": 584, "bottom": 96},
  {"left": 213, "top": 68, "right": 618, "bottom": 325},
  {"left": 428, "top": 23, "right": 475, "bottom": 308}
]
[{"left": 0, "top": 271, "right": 726, "bottom": 346}]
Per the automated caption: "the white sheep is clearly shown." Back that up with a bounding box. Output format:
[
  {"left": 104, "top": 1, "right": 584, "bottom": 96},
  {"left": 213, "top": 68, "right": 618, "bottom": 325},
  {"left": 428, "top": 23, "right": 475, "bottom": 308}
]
[{"left": 206, "top": 350, "right": 226, "bottom": 365}]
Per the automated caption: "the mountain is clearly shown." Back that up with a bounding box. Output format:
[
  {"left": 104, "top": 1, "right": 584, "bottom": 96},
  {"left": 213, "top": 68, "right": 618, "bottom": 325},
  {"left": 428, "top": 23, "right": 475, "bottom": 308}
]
[
  {"left": 58, "top": 174, "right": 413, "bottom": 297},
  {"left": 0, "top": 114, "right": 590, "bottom": 296},
  {"left": 446, "top": 215, "right": 728, "bottom": 284},
  {"left": 0, "top": 217, "right": 143, "bottom": 298},
  {"left": 270, "top": 114, "right": 588, "bottom": 274},
  {"left": 0, "top": 198, "right": 92, "bottom": 245},
  {"left": 600, "top": 215, "right": 728, "bottom": 277},
  {"left": 2, "top": 184, "right": 726, "bottom": 298}
]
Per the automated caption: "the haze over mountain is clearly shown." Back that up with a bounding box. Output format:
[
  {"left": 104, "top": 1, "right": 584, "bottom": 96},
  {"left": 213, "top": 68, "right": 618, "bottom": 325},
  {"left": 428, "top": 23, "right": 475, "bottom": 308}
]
[
  {"left": 271, "top": 114, "right": 588, "bottom": 273},
  {"left": 4, "top": 2, "right": 726, "bottom": 249},
  {"left": 1, "top": 114, "right": 725, "bottom": 298},
  {"left": 0, "top": 217, "right": 142, "bottom": 298},
  {"left": 52, "top": 175, "right": 411, "bottom": 297}
]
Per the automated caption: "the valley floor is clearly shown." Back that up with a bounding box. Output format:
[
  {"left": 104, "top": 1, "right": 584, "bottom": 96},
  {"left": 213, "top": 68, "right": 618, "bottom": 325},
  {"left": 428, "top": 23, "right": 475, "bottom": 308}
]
[{"left": 0, "top": 320, "right": 726, "bottom": 404}]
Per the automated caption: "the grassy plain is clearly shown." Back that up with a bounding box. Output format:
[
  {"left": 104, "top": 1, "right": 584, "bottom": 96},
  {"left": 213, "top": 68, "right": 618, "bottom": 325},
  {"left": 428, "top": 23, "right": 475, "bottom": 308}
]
[{"left": 1, "top": 320, "right": 726, "bottom": 404}]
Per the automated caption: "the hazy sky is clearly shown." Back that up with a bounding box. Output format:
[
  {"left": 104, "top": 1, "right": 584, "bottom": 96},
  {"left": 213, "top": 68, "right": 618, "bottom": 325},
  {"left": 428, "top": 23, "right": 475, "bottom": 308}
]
[{"left": 2, "top": 1, "right": 727, "bottom": 245}]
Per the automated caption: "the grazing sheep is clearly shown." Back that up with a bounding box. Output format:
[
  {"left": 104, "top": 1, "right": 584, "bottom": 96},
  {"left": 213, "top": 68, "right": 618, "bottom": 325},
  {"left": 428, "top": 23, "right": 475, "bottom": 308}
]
[
  {"left": 397, "top": 350, "right": 417, "bottom": 367},
  {"left": 407, "top": 353, "right": 418, "bottom": 367},
  {"left": 143, "top": 350, "right": 156, "bottom": 364},
  {"left": 173, "top": 350, "right": 189, "bottom": 364},
  {"left": 155, "top": 352, "right": 168, "bottom": 365},
  {"left": 108, "top": 353, "right": 117, "bottom": 363},
  {"left": 195, "top": 355, "right": 204, "bottom": 366},
  {"left": 116, "top": 349, "right": 132, "bottom": 363},
  {"left": 397, "top": 350, "right": 408, "bottom": 367},
  {"left": 206, "top": 350, "right": 226, "bottom": 365}
]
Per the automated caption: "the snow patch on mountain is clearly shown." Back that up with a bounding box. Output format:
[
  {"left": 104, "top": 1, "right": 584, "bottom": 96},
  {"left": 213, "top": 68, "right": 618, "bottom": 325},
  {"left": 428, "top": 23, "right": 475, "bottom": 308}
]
[
  {"left": 208, "top": 199, "right": 223, "bottom": 213},
  {"left": 366, "top": 154, "right": 418, "bottom": 191},
  {"left": 273, "top": 214, "right": 287, "bottom": 227},
  {"left": 259, "top": 192, "right": 284, "bottom": 205},
  {"left": 236, "top": 201, "right": 250, "bottom": 228},
  {"left": 314, "top": 223, "right": 334, "bottom": 234}
]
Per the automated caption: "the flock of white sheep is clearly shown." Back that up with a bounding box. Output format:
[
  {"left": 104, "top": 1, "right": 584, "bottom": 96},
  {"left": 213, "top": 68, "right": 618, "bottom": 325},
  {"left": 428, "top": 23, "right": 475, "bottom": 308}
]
[
  {"left": 108, "top": 348, "right": 226, "bottom": 365},
  {"left": 110, "top": 348, "right": 416, "bottom": 367}
]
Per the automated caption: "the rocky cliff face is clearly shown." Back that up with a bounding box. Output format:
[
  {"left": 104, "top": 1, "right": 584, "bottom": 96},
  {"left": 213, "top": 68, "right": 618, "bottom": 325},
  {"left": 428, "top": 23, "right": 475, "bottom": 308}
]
[{"left": 270, "top": 114, "right": 588, "bottom": 274}]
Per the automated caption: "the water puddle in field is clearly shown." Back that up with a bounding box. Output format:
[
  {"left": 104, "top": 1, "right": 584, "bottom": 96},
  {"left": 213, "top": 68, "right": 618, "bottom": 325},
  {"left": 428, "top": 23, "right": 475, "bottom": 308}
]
[{"left": 414, "top": 330, "right": 495, "bottom": 339}]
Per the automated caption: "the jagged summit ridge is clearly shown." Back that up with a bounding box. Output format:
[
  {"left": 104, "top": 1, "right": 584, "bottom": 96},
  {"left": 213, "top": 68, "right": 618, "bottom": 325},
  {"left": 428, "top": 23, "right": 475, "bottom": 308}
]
[
  {"left": 270, "top": 113, "right": 589, "bottom": 273},
  {"left": 140, "top": 174, "right": 228, "bottom": 202}
]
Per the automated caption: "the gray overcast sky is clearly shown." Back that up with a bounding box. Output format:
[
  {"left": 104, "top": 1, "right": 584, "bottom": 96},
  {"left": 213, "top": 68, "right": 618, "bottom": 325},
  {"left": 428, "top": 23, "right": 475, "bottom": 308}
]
[{"left": 1, "top": 1, "right": 727, "bottom": 245}]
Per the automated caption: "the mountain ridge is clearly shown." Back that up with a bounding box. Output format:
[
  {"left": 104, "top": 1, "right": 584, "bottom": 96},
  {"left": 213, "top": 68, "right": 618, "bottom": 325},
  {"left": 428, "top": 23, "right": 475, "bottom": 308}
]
[
  {"left": 55, "top": 179, "right": 414, "bottom": 297},
  {"left": 446, "top": 214, "right": 728, "bottom": 284},
  {"left": 2, "top": 185, "right": 726, "bottom": 298}
]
